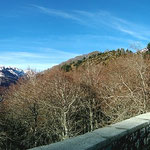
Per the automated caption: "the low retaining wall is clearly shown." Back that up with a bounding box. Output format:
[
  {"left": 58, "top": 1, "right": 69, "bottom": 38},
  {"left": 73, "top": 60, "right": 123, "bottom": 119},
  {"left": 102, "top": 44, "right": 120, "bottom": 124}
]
[{"left": 30, "top": 113, "right": 150, "bottom": 150}]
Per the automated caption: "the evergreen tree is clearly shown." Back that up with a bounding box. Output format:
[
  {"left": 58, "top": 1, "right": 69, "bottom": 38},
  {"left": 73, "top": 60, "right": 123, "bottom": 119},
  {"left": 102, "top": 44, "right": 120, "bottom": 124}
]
[{"left": 147, "top": 42, "right": 150, "bottom": 51}]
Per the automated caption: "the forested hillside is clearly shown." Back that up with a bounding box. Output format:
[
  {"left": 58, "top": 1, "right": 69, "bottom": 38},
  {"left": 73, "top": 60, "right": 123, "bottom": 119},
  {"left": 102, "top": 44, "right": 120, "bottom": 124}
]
[{"left": 1, "top": 48, "right": 150, "bottom": 149}]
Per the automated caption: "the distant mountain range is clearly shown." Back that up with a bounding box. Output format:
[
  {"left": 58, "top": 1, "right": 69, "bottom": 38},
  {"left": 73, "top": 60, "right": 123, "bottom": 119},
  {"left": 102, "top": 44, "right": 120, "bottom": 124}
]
[
  {"left": 0, "top": 48, "right": 148, "bottom": 88},
  {"left": 0, "top": 66, "right": 25, "bottom": 87}
]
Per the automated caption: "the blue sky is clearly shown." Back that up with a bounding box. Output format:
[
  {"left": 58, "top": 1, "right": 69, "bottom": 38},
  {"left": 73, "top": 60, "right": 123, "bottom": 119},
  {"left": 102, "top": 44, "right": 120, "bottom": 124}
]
[{"left": 0, "top": 0, "right": 150, "bottom": 71}]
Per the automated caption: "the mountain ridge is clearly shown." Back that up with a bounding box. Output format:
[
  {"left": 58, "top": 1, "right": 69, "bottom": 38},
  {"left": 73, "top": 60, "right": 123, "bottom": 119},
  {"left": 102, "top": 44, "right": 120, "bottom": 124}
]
[{"left": 0, "top": 66, "right": 25, "bottom": 87}]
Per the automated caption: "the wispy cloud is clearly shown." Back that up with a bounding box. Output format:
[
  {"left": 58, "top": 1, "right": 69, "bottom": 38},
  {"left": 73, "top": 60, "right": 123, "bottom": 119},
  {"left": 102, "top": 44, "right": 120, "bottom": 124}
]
[
  {"left": 5, "top": 52, "right": 49, "bottom": 58},
  {"left": 75, "top": 10, "right": 150, "bottom": 41},
  {"left": 0, "top": 63, "right": 58, "bottom": 71},
  {"left": 0, "top": 48, "right": 79, "bottom": 70},
  {"left": 31, "top": 5, "right": 150, "bottom": 41},
  {"left": 31, "top": 4, "right": 82, "bottom": 22}
]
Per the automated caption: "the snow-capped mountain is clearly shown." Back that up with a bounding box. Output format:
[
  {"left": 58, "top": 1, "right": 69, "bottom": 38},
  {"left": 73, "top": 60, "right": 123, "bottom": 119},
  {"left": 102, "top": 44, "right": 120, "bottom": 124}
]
[
  {"left": 0, "top": 66, "right": 25, "bottom": 87},
  {"left": 140, "top": 48, "right": 148, "bottom": 53}
]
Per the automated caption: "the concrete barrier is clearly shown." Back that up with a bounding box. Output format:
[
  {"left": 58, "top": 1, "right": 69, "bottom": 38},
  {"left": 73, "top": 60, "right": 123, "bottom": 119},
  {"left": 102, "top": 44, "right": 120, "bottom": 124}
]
[{"left": 30, "top": 113, "right": 150, "bottom": 150}]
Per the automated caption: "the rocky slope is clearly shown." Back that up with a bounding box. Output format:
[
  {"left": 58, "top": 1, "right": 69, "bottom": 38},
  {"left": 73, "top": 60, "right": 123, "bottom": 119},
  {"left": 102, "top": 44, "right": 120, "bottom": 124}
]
[{"left": 0, "top": 66, "right": 25, "bottom": 87}]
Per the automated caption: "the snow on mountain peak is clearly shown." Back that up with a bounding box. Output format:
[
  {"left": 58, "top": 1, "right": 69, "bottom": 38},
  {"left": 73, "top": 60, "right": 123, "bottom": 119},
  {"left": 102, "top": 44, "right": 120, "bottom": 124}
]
[{"left": 0, "top": 66, "right": 25, "bottom": 87}]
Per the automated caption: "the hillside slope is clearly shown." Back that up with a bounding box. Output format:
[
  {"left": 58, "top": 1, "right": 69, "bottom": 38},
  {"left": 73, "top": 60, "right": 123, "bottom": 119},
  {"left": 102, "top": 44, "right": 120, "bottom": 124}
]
[{"left": 60, "top": 48, "right": 132, "bottom": 71}]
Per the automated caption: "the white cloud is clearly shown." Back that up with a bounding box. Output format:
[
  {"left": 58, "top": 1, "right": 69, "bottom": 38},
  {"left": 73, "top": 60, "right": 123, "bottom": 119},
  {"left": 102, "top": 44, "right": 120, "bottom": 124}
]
[
  {"left": 0, "top": 48, "right": 79, "bottom": 71},
  {"left": 0, "top": 63, "right": 58, "bottom": 71},
  {"left": 5, "top": 51, "right": 49, "bottom": 58},
  {"left": 31, "top": 4, "right": 82, "bottom": 22},
  {"left": 75, "top": 10, "right": 150, "bottom": 41},
  {"left": 31, "top": 5, "right": 150, "bottom": 41}
]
